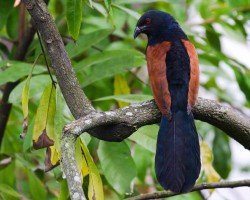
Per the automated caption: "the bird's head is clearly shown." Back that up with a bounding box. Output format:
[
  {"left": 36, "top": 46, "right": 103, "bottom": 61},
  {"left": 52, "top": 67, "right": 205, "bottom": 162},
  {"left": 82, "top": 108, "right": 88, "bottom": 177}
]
[{"left": 134, "top": 10, "right": 180, "bottom": 40}]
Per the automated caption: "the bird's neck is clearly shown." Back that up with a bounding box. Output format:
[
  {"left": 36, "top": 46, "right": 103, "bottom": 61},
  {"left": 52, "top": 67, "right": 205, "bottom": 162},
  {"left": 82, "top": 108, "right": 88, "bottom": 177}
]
[{"left": 148, "top": 27, "right": 188, "bottom": 46}]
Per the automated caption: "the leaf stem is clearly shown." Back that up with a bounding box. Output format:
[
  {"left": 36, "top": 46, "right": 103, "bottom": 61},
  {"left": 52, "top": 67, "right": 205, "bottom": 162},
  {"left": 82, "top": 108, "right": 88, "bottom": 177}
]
[{"left": 36, "top": 29, "right": 57, "bottom": 86}]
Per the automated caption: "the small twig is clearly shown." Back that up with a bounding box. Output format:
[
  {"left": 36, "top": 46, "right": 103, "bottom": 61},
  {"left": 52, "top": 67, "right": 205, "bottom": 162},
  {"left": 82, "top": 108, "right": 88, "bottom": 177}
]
[
  {"left": 36, "top": 30, "right": 56, "bottom": 86},
  {"left": 125, "top": 179, "right": 250, "bottom": 200}
]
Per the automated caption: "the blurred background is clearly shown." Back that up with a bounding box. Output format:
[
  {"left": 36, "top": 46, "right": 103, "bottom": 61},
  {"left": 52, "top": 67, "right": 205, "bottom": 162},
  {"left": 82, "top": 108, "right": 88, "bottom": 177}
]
[{"left": 1, "top": 0, "right": 250, "bottom": 199}]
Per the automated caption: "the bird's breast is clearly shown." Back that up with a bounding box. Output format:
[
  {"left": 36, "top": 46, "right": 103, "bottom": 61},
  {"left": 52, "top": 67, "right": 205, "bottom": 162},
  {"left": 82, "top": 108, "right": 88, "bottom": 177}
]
[{"left": 146, "top": 42, "right": 172, "bottom": 115}]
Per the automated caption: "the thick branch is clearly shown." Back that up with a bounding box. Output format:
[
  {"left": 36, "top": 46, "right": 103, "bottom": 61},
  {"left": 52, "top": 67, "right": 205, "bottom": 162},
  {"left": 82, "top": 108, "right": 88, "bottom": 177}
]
[
  {"left": 193, "top": 98, "right": 250, "bottom": 150},
  {"left": 65, "top": 98, "right": 250, "bottom": 150},
  {"left": 61, "top": 134, "right": 86, "bottom": 200},
  {"left": 64, "top": 100, "right": 160, "bottom": 140},
  {"left": 125, "top": 179, "right": 250, "bottom": 200},
  {"left": 22, "top": 0, "right": 94, "bottom": 118}
]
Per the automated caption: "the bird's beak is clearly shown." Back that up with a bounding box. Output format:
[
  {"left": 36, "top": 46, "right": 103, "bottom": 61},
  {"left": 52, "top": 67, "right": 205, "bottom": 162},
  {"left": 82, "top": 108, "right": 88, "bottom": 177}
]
[{"left": 134, "top": 26, "right": 141, "bottom": 39}]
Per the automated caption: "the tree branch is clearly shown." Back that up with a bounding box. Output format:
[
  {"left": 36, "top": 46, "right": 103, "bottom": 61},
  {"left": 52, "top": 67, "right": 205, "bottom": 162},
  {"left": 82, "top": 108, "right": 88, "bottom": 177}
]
[
  {"left": 22, "top": 0, "right": 94, "bottom": 118},
  {"left": 126, "top": 179, "right": 250, "bottom": 200},
  {"left": 61, "top": 134, "right": 86, "bottom": 200},
  {"left": 64, "top": 98, "right": 250, "bottom": 151},
  {"left": 124, "top": 179, "right": 250, "bottom": 200},
  {"left": 193, "top": 98, "right": 250, "bottom": 150}
]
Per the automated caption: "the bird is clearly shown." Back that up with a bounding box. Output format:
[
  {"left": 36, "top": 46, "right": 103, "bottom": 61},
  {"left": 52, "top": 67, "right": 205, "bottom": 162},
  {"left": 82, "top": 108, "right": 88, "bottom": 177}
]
[{"left": 134, "top": 10, "right": 201, "bottom": 193}]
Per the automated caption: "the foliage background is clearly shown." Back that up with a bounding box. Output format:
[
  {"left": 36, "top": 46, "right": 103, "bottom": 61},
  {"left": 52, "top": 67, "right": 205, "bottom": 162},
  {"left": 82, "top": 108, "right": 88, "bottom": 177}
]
[{"left": 1, "top": 0, "right": 250, "bottom": 199}]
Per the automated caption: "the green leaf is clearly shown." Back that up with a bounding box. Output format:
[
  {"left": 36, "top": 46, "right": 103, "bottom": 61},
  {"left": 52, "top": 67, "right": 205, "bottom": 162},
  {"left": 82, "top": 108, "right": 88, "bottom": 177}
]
[
  {"left": 133, "top": 145, "right": 152, "bottom": 183},
  {"left": 0, "top": 0, "right": 14, "bottom": 30},
  {"left": 75, "top": 49, "right": 145, "bottom": 87},
  {"left": 66, "top": 0, "right": 82, "bottom": 40},
  {"left": 212, "top": 128, "right": 231, "bottom": 179},
  {"left": 32, "top": 83, "right": 56, "bottom": 149},
  {"left": 9, "top": 75, "right": 52, "bottom": 104},
  {"left": 66, "top": 29, "right": 113, "bottom": 58},
  {"left": 129, "top": 125, "right": 158, "bottom": 153},
  {"left": 88, "top": 0, "right": 93, "bottom": 8},
  {"left": 94, "top": 94, "right": 153, "bottom": 103},
  {"left": 1, "top": 106, "right": 23, "bottom": 154},
  {"left": 97, "top": 141, "right": 136, "bottom": 194},
  {"left": 112, "top": 3, "right": 140, "bottom": 19},
  {"left": 0, "top": 160, "right": 15, "bottom": 187},
  {"left": 22, "top": 118, "right": 34, "bottom": 152},
  {"left": 21, "top": 55, "right": 41, "bottom": 138},
  {"left": 58, "top": 179, "right": 70, "bottom": 200},
  {"left": 0, "top": 184, "right": 21, "bottom": 200},
  {"left": 118, "top": 0, "right": 167, "bottom": 3},
  {"left": 0, "top": 154, "right": 12, "bottom": 170},
  {"left": 114, "top": 74, "right": 130, "bottom": 107},
  {"left": 206, "top": 25, "right": 221, "bottom": 51},
  {"left": 199, "top": 0, "right": 210, "bottom": 19},
  {"left": 54, "top": 88, "right": 65, "bottom": 154},
  {"left": 221, "top": 21, "right": 247, "bottom": 43},
  {"left": 226, "top": 0, "right": 249, "bottom": 8},
  {"left": 104, "top": 0, "right": 111, "bottom": 11},
  {"left": 46, "top": 85, "right": 57, "bottom": 142},
  {"left": 74, "top": 49, "right": 144, "bottom": 69},
  {"left": 81, "top": 140, "right": 104, "bottom": 200},
  {"left": 27, "top": 169, "right": 47, "bottom": 200},
  {"left": 92, "top": 2, "right": 108, "bottom": 17},
  {"left": 234, "top": 68, "right": 250, "bottom": 103},
  {"left": 0, "top": 61, "right": 46, "bottom": 85},
  {"left": 199, "top": 54, "right": 220, "bottom": 66}
]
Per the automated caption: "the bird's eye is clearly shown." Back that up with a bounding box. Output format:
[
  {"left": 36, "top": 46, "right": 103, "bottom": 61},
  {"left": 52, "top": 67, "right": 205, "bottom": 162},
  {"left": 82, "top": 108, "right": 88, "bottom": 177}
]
[{"left": 145, "top": 18, "right": 151, "bottom": 25}]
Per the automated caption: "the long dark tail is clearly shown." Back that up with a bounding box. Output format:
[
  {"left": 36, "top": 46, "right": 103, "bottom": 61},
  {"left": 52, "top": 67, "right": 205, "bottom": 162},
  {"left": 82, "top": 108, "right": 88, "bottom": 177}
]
[{"left": 155, "top": 111, "right": 201, "bottom": 193}]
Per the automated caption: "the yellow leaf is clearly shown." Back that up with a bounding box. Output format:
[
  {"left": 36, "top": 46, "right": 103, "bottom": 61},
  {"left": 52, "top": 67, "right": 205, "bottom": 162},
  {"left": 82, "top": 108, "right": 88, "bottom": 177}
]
[
  {"left": 45, "top": 145, "right": 59, "bottom": 172},
  {"left": 21, "top": 55, "right": 41, "bottom": 138},
  {"left": 32, "top": 83, "right": 55, "bottom": 149},
  {"left": 81, "top": 141, "right": 104, "bottom": 200},
  {"left": 201, "top": 141, "right": 221, "bottom": 193},
  {"left": 50, "top": 145, "right": 59, "bottom": 166},
  {"left": 54, "top": 88, "right": 65, "bottom": 157},
  {"left": 45, "top": 87, "right": 65, "bottom": 172},
  {"left": 114, "top": 74, "right": 130, "bottom": 108},
  {"left": 22, "top": 80, "right": 29, "bottom": 122},
  {"left": 46, "top": 84, "right": 56, "bottom": 141},
  {"left": 75, "top": 138, "right": 88, "bottom": 181},
  {"left": 81, "top": 157, "right": 89, "bottom": 177}
]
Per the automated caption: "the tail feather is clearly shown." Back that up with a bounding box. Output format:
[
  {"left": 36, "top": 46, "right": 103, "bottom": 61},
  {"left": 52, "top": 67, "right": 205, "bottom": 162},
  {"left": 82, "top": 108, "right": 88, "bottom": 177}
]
[{"left": 155, "top": 111, "right": 200, "bottom": 193}]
